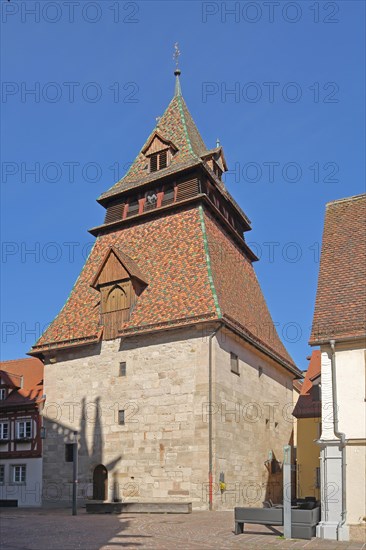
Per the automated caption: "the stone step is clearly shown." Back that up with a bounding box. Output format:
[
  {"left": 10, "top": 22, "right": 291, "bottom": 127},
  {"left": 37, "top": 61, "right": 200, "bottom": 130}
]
[{"left": 86, "top": 501, "right": 192, "bottom": 514}]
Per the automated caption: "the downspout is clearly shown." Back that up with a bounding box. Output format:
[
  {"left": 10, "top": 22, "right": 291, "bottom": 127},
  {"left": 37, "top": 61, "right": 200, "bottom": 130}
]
[
  {"left": 208, "top": 323, "right": 222, "bottom": 511},
  {"left": 329, "top": 339, "right": 347, "bottom": 538}
]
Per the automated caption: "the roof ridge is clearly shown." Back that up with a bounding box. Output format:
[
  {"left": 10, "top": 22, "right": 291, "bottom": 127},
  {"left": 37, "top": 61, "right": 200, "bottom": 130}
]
[{"left": 326, "top": 193, "right": 366, "bottom": 207}]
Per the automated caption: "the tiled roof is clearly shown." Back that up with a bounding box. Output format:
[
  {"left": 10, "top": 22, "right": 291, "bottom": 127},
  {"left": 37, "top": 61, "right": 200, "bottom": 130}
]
[
  {"left": 203, "top": 209, "right": 297, "bottom": 371},
  {"left": 31, "top": 205, "right": 297, "bottom": 373},
  {"left": 99, "top": 95, "right": 206, "bottom": 201},
  {"left": 0, "top": 358, "right": 44, "bottom": 408},
  {"left": 32, "top": 208, "right": 219, "bottom": 351},
  {"left": 310, "top": 194, "right": 366, "bottom": 344},
  {"left": 292, "top": 350, "right": 321, "bottom": 418}
]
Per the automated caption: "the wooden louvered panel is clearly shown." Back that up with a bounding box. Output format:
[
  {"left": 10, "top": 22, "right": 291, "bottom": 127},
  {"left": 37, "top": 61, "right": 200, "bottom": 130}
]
[
  {"left": 176, "top": 179, "right": 199, "bottom": 202},
  {"left": 102, "top": 308, "right": 131, "bottom": 340},
  {"left": 105, "top": 203, "right": 124, "bottom": 224}
]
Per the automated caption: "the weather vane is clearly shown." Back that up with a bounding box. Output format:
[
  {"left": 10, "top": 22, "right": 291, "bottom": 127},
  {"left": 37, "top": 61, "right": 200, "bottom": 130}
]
[{"left": 173, "top": 42, "right": 181, "bottom": 69}]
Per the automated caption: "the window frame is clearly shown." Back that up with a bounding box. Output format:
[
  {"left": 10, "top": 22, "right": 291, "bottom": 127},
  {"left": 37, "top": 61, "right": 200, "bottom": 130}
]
[
  {"left": 230, "top": 352, "right": 239, "bottom": 375},
  {"left": 16, "top": 419, "right": 32, "bottom": 440},
  {"left": 0, "top": 388, "right": 7, "bottom": 400},
  {"left": 119, "top": 362, "right": 127, "bottom": 377},
  {"left": 118, "top": 410, "right": 125, "bottom": 425},
  {"left": 11, "top": 464, "right": 26, "bottom": 484},
  {"left": 0, "top": 421, "right": 9, "bottom": 440}
]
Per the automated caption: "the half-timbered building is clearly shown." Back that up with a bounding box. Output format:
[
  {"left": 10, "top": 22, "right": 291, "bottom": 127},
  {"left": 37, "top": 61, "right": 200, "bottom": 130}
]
[{"left": 0, "top": 358, "right": 44, "bottom": 506}]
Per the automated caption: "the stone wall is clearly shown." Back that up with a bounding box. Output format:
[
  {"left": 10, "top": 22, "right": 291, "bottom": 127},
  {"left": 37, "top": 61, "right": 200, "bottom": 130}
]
[
  {"left": 42, "top": 325, "right": 295, "bottom": 510},
  {"left": 212, "top": 329, "right": 295, "bottom": 510}
]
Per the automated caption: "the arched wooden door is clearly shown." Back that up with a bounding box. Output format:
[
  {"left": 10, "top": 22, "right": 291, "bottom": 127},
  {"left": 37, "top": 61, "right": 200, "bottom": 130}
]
[{"left": 93, "top": 464, "right": 108, "bottom": 501}]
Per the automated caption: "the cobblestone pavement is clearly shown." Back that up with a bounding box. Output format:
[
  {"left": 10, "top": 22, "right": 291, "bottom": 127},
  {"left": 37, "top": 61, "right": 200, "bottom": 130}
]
[{"left": 0, "top": 508, "right": 365, "bottom": 550}]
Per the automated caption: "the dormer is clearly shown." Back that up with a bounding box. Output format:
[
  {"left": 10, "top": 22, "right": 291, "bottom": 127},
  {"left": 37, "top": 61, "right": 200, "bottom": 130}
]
[
  {"left": 201, "top": 147, "right": 228, "bottom": 180},
  {"left": 142, "top": 132, "right": 178, "bottom": 173},
  {"left": 91, "top": 247, "right": 148, "bottom": 339}
]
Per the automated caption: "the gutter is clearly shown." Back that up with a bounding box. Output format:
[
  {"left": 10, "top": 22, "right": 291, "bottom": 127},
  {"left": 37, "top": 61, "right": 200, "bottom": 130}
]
[
  {"left": 208, "top": 322, "right": 222, "bottom": 511},
  {"left": 329, "top": 339, "right": 347, "bottom": 539}
]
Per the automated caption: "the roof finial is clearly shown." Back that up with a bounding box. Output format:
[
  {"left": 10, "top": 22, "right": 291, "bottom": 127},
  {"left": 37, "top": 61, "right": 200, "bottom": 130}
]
[{"left": 173, "top": 42, "right": 182, "bottom": 97}]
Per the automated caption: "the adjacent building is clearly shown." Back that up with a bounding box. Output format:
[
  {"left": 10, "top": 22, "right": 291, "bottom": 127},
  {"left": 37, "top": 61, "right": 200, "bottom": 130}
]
[
  {"left": 30, "top": 71, "right": 301, "bottom": 510},
  {"left": 309, "top": 194, "right": 366, "bottom": 541},
  {"left": 0, "top": 358, "right": 44, "bottom": 507},
  {"left": 293, "top": 350, "right": 321, "bottom": 501}
]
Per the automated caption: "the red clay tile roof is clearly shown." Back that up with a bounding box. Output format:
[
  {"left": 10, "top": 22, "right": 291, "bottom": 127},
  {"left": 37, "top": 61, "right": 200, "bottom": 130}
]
[
  {"left": 31, "top": 205, "right": 297, "bottom": 373},
  {"left": 310, "top": 194, "right": 366, "bottom": 344},
  {"left": 203, "top": 209, "right": 296, "bottom": 370},
  {"left": 32, "top": 208, "right": 219, "bottom": 351},
  {"left": 293, "top": 350, "right": 321, "bottom": 418},
  {"left": 99, "top": 95, "right": 206, "bottom": 200},
  {"left": 0, "top": 358, "right": 44, "bottom": 408}
]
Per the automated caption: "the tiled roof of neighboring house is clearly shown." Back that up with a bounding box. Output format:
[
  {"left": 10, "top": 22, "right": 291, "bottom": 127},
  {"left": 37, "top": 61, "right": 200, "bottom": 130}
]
[
  {"left": 31, "top": 206, "right": 298, "bottom": 373},
  {"left": 293, "top": 379, "right": 303, "bottom": 393},
  {"left": 310, "top": 194, "right": 366, "bottom": 344},
  {"left": 292, "top": 350, "right": 321, "bottom": 418},
  {"left": 0, "top": 358, "right": 44, "bottom": 408}
]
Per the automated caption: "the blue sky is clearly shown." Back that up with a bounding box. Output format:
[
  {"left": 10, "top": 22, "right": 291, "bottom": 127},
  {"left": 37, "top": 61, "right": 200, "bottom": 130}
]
[{"left": 1, "top": 0, "right": 365, "bottom": 370}]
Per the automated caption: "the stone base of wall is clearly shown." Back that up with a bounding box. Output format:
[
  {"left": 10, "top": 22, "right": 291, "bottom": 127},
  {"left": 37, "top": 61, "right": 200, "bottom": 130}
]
[{"left": 349, "top": 524, "right": 366, "bottom": 542}]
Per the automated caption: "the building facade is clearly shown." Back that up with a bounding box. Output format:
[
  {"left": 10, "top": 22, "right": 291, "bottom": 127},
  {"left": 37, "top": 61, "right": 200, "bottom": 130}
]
[
  {"left": 293, "top": 350, "right": 321, "bottom": 501},
  {"left": 310, "top": 194, "right": 366, "bottom": 542},
  {"left": 30, "top": 71, "right": 301, "bottom": 510},
  {"left": 0, "top": 358, "right": 44, "bottom": 507}
]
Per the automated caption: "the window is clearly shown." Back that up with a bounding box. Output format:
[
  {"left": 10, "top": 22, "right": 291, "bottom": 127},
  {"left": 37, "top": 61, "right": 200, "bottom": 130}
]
[
  {"left": 12, "top": 465, "right": 26, "bottom": 484},
  {"left": 230, "top": 352, "right": 239, "bottom": 375},
  {"left": 118, "top": 410, "right": 125, "bottom": 425},
  {"left": 0, "top": 465, "right": 4, "bottom": 484},
  {"left": 162, "top": 185, "right": 175, "bottom": 206},
  {"left": 65, "top": 443, "right": 74, "bottom": 462},
  {"left": 0, "top": 422, "right": 9, "bottom": 440},
  {"left": 149, "top": 150, "right": 168, "bottom": 173},
  {"left": 0, "top": 389, "right": 6, "bottom": 400},
  {"left": 119, "top": 362, "right": 126, "bottom": 377},
  {"left": 17, "top": 420, "right": 32, "bottom": 439},
  {"left": 127, "top": 199, "right": 139, "bottom": 217}
]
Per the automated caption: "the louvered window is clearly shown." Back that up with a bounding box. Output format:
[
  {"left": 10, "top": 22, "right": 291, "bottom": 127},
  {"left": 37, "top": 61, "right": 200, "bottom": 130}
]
[
  {"left": 127, "top": 199, "right": 139, "bottom": 217},
  {"left": 162, "top": 185, "right": 175, "bottom": 205},
  {"left": 104, "top": 202, "right": 124, "bottom": 224},
  {"left": 149, "top": 150, "right": 168, "bottom": 173}
]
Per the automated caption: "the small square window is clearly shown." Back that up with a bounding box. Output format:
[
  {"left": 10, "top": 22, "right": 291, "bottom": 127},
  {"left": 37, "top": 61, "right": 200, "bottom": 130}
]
[
  {"left": 119, "top": 362, "right": 126, "bottom": 377},
  {"left": 12, "top": 465, "right": 26, "bottom": 484},
  {"left": 118, "top": 410, "right": 125, "bottom": 425},
  {"left": 0, "top": 422, "right": 9, "bottom": 440},
  {"left": 230, "top": 352, "right": 239, "bottom": 375},
  {"left": 0, "top": 464, "right": 4, "bottom": 484},
  {"left": 65, "top": 443, "right": 74, "bottom": 462}
]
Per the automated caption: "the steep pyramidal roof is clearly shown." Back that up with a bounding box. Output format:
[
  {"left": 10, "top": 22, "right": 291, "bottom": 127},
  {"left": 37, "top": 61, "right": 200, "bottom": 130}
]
[
  {"left": 30, "top": 72, "right": 298, "bottom": 375},
  {"left": 310, "top": 194, "right": 366, "bottom": 344},
  {"left": 99, "top": 78, "right": 207, "bottom": 200}
]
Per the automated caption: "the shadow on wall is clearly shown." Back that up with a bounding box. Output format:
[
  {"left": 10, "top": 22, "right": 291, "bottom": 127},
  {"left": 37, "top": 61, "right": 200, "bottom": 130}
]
[{"left": 42, "top": 395, "right": 121, "bottom": 506}]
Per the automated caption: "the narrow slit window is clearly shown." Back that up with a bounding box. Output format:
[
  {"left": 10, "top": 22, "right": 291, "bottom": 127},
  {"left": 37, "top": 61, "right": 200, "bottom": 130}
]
[
  {"left": 119, "top": 362, "right": 126, "bottom": 377},
  {"left": 118, "top": 410, "right": 125, "bottom": 425},
  {"left": 230, "top": 352, "right": 239, "bottom": 375}
]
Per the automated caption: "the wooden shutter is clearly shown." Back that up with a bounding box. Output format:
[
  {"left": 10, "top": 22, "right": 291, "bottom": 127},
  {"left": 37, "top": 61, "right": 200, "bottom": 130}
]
[
  {"left": 176, "top": 178, "right": 199, "bottom": 201},
  {"left": 104, "top": 203, "right": 124, "bottom": 224}
]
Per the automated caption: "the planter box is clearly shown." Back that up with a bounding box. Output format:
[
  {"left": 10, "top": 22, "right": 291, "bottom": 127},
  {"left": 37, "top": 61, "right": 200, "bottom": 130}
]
[{"left": 234, "top": 506, "right": 320, "bottom": 539}]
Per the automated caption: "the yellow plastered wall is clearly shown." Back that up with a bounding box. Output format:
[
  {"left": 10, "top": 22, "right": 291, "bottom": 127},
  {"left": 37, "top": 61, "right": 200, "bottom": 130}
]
[{"left": 296, "top": 417, "right": 320, "bottom": 500}]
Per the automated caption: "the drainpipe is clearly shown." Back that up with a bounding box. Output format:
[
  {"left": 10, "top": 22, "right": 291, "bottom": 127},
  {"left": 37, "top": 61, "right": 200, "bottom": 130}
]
[
  {"left": 329, "top": 339, "right": 347, "bottom": 538},
  {"left": 208, "top": 323, "right": 222, "bottom": 511}
]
